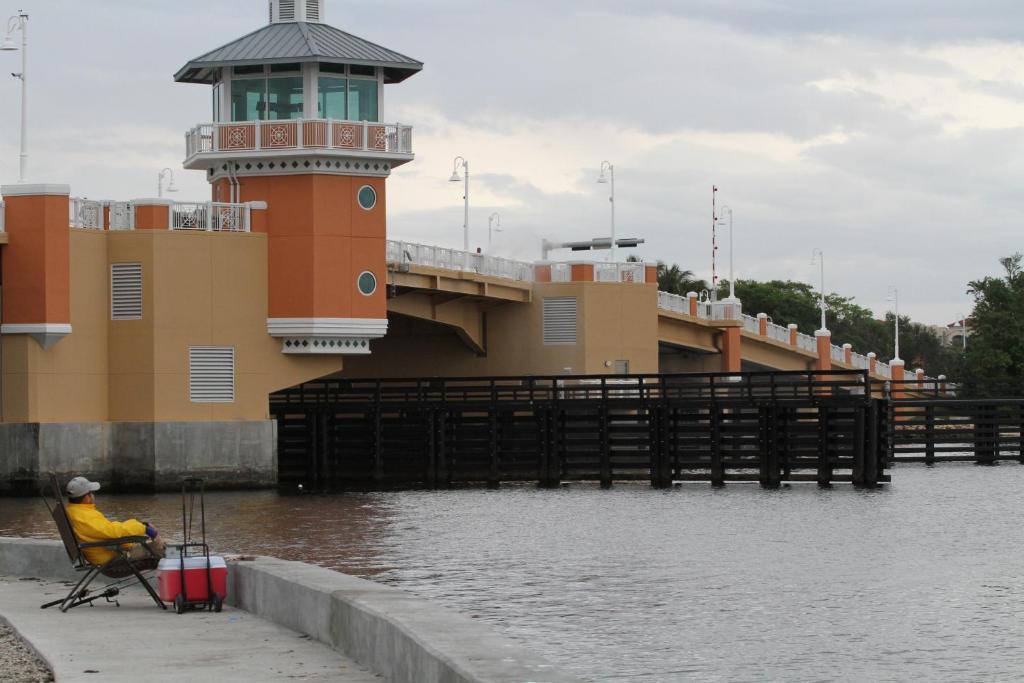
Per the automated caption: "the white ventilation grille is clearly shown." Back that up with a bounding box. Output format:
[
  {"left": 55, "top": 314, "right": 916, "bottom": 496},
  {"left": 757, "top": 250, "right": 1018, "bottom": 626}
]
[
  {"left": 543, "top": 297, "right": 577, "bottom": 345},
  {"left": 305, "top": 0, "right": 321, "bottom": 22},
  {"left": 110, "top": 263, "right": 142, "bottom": 321},
  {"left": 189, "top": 347, "right": 236, "bottom": 403}
]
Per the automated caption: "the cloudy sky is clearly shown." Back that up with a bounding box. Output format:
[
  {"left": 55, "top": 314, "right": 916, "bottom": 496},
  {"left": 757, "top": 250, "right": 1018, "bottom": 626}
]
[{"left": 2, "top": 1, "right": 1022, "bottom": 323}]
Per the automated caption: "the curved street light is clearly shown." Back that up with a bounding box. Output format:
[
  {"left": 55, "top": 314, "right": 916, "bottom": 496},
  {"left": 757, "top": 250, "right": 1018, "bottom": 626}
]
[
  {"left": 157, "top": 168, "right": 177, "bottom": 198},
  {"left": 488, "top": 211, "right": 501, "bottom": 251},
  {"left": 449, "top": 156, "right": 469, "bottom": 251},
  {"left": 717, "top": 205, "right": 737, "bottom": 302},
  {"left": 597, "top": 161, "right": 615, "bottom": 262},
  {"left": 810, "top": 248, "right": 827, "bottom": 332},
  {"left": 887, "top": 286, "right": 901, "bottom": 361},
  {"left": 2, "top": 10, "right": 29, "bottom": 182}
]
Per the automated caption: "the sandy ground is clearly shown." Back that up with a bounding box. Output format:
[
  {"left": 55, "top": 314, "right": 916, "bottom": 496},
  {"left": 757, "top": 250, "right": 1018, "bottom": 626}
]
[{"left": 0, "top": 621, "right": 53, "bottom": 682}]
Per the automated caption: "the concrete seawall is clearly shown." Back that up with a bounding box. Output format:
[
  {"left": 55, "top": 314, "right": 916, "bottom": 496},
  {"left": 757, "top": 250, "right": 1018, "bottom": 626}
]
[
  {"left": 0, "top": 421, "right": 276, "bottom": 494},
  {"left": 0, "top": 537, "right": 582, "bottom": 683}
]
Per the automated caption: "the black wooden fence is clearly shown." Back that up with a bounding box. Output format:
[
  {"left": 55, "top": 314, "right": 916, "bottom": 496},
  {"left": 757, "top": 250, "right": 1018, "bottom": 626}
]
[
  {"left": 270, "top": 370, "right": 889, "bottom": 490},
  {"left": 889, "top": 398, "right": 1024, "bottom": 464}
]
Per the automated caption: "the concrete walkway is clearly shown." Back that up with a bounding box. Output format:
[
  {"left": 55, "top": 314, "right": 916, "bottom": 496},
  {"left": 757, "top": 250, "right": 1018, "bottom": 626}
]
[{"left": 0, "top": 576, "right": 381, "bottom": 682}]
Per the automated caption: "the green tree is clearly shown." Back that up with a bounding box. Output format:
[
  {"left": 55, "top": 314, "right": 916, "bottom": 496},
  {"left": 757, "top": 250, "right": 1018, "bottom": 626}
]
[{"left": 961, "top": 254, "right": 1024, "bottom": 396}]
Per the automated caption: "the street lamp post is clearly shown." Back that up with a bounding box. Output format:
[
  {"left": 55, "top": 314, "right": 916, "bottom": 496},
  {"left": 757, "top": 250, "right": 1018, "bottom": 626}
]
[
  {"left": 811, "top": 248, "right": 827, "bottom": 332},
  {"left": 597, "top": 161, "right": 615, "bottom": 262},
  {"left": 449, "top": 156, "right": 470, "bottom": 252},
  {"left": 488, "top": 212, "right": 501, "bottom": 251},
  {"left": 887, "top": 286, "right": 900, "bottom": 361},
  {"left": 157, "top": 168, "right": 177, "bottom": 198},
  {"left": 961, "top": 313, "right": 967, "bottom": 351},
  {"left": 717, "top": 205, "right": 737, "bottom": 302},
  {"left": 1, "top": 10, "right": 29, "bottom": 183}
]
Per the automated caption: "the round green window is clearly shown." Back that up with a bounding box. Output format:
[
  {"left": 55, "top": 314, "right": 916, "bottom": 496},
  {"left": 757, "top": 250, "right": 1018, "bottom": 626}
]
[
  {"left": 357, "top": 271, "right": 377, "bottom": 296},
  {"left": 357, "top": 185, "right": 377, "bottom": 211}
]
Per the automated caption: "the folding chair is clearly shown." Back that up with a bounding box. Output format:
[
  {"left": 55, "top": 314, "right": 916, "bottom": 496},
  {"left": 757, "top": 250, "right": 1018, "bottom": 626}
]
[{"left": 40, "top": 474, "right": 166, "bottom": 612}]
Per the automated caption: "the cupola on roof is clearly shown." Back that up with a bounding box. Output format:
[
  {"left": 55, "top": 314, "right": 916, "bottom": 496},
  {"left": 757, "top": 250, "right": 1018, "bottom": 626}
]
[{"left": 174, "top": 0, "right": 422, "bottom": 85}]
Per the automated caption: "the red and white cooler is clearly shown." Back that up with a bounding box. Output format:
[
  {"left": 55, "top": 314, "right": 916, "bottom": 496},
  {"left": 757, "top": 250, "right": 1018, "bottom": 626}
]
[{"left": 157, "top": 556, "right": 228, "bottom": 603}]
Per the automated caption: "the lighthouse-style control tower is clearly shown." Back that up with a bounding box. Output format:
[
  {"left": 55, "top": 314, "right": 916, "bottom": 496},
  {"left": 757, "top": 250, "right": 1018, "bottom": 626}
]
[{"left": 175, "top": 0, "right": 421, "bottom": 354}]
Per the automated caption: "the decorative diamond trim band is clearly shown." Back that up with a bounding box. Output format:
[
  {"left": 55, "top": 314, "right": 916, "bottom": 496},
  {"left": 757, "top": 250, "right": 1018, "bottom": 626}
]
[{"left": 281, "top": 336, "right": 373, "bottom": 355}]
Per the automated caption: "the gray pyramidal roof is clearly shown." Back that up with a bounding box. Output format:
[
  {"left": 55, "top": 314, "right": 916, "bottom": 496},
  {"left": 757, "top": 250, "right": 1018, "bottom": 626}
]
[{"left": 175, "top": 21, "right": 422, "bottom": 84}]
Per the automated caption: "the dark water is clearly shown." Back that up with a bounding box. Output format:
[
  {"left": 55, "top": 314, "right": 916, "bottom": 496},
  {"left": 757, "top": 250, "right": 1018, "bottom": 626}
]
[{"left": 4, "top": 465, "right": 1024, "bottom": 681}]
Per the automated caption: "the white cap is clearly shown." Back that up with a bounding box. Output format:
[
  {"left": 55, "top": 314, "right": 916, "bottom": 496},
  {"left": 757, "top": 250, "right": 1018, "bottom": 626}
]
[{"left": 66, "top": 476, "right": 100, "bottom": 498}]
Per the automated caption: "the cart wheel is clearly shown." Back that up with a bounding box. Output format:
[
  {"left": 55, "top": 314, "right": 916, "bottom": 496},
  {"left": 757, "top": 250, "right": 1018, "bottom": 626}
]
[
  {"left": 212, "top": 594, "right": 223, "bottom": 613},
  {"left": 174, "top": 594, "right": 186, "bottom": 615}
]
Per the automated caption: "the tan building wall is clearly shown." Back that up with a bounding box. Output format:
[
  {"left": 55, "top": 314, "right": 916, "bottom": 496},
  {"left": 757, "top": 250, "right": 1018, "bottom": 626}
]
[{"left": 2, "top": 229, "right": 343, "bottom": 424}]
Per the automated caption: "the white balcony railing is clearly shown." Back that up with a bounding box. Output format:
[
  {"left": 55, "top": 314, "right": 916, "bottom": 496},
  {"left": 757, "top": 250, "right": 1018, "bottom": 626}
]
[
  {"left": 550, "top": 263, "right": 571, "bottom": 283},
  {"left": 851, "top": 352, "right": 870, "bottom": 370},
  {"left": 386, "top": 240, "right": 534, "bottom": 282},
  {"left": 70, "top": 198, "right": 104, "bottom": 230},
  {"left": 595, "top": 262, "right": 646, "bottom": 283},
  {"left": 796, "top": 332, "right": 817, "bottom": 353},
  {"left": 170, "top": 202, "right": 250, "bottom": 232},
  {"left": 67, "top": 198, "right": 251, "bottom": 232},
  {"left": 742, "top": 314, "right": 759, "bottom": 334},
  {"left": 186, "top": 119, "right": 414, "bottom": 160}
]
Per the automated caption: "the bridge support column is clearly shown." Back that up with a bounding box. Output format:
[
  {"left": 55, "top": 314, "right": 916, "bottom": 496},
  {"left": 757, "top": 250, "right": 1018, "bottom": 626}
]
[
  {"left": 758, "top": 313, "right": 768, "bottom": 336},
  {"left": 890, "top": 359, "right": 906, "bottom": 400},
  {"left": 868, "top": 352, "right": 877, "bottom": 374},
  {"left": 815, "top": 330, "right": 832, "bottom": 372},
  {"left": 843, "top": 343, "right": 853, "bottom": 365},
  {"left": 687, "top": 291, "right": 698, "bottom": 317},
  {"left": 788, "top": 323, "right": 798, "bottom": 347},
  {"left": 720, "top": 325, "right": 742, "bottom": 373}
]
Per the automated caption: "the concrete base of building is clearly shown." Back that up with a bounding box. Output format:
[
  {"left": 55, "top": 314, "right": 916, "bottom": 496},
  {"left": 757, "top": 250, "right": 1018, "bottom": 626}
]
[{"left": 0, "top": 420, "right": 276, "bottom": 495}]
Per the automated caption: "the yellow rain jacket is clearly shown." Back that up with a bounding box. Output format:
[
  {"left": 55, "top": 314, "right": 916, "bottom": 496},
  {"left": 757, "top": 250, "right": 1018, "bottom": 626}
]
[{"left": 65, "top": 503, "right": 147, "bottom": 565}]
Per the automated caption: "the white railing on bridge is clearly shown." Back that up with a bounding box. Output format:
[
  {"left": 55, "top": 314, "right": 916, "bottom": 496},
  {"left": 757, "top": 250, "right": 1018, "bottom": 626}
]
[
  {"left": 657, "top": 291, "right": 688, "bottom": 314},
  {"left": 831, "top": 344, "right": 845, "bottom": 364},
  {"left": 386, "top": 240, "right": 535, "bottom": 282},
  {"left": 850, "top": 352, "right": 870, "bottom": 370},
  {"left": 170, "top": 202, "right": 250, "bottom": 232},
  {"left": 876, "top": 361, "right": 892, "bottom": 379},
  {"left": 796, "top": 332, "right": 817, "bottom": 353},
  {"left": 742, "top": 314, "right": 759, "bottom": 334},
  {"left": 696, "top": 300, "right": 742, "bottom": 322},
  {"left": 186, "top": 119, "right": 414, "bottom": 159},
  {"left": 766, "top": 321, "right": 790, "bottom": 343}
]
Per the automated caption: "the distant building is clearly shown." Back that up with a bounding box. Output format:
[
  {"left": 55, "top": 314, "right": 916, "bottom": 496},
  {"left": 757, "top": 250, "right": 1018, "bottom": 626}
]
[{"left": 931, "top": 318, "right": 970, "bottom": 348}]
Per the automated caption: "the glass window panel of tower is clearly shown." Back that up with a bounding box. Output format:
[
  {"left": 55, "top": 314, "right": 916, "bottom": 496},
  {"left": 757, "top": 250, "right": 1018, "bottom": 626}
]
[
  {"left": 267, "top": 76, "right": 304, "bottom": 120},
  {"left": 347, "top": 79, "right": 378, "bottom": 122},
  {"left": 318, "top": 77, "right": 347, "bottom": 119},
  {"left": 231, "top": 78, "right": 267, "bottom": 121}
]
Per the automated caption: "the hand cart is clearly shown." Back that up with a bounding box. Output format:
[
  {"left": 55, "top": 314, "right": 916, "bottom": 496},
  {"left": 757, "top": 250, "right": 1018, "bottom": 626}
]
[{"left": 168, "top": 477, "right": 225, "bottom": 614}]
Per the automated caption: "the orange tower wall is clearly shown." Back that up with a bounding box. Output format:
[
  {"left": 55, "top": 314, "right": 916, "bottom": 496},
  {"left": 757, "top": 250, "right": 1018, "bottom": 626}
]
[
  {"left": 218, "top": 175, "right": 387, "bottom": 322},
  {"left": 1, "top": 190, "right": 71, "bottom": 326}
]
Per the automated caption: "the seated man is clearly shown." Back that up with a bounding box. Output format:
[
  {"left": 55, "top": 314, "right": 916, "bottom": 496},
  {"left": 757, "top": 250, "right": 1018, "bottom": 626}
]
[{"left": 64, "top": 476, "right": 167, "bottom": 567}]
